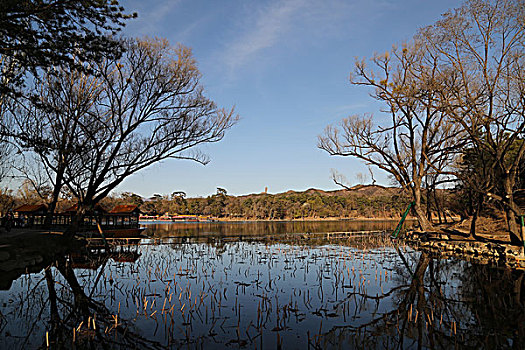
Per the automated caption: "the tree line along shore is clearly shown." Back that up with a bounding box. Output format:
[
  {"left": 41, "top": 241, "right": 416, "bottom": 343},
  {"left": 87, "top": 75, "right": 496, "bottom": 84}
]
[{"left": 3, "top": 182, "right": 464, "bottom": 224}]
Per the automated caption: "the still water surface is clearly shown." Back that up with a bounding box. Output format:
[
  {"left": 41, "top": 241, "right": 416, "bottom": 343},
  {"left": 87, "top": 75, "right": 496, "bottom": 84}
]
[
  {"left": 141, "top": 219, "right": 400, "bottom": 237},
  {"left": 0, "top": 221, "right": 523, "bottom": 349}
]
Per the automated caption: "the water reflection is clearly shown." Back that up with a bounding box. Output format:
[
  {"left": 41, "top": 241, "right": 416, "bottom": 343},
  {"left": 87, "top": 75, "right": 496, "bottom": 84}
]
[
  {"left": 142, "top": 220, "right": 402, "bottom": 238},
  {"left": 0, "top": 229, "right": 523, "bottom": 349}
]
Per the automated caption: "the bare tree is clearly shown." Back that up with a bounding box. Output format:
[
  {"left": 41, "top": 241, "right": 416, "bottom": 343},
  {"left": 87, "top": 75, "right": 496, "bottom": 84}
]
[
  {"left": 9, "top": 38, "right": 237, "bottom": 234},
  {"left": 8, "top": 64, "right": 104, "bottom": 226},
  {"left": 54, "top": 38, "right": 238, "bottom": 234},
  {"left": 421, "top": 0, "right": 525, "bottom": 244},
  {"left": 0, "top": 1, "right": 136, "bottom": 204},
  {"left": 319, "top": 42, "right": 463, "bottom": 231}
]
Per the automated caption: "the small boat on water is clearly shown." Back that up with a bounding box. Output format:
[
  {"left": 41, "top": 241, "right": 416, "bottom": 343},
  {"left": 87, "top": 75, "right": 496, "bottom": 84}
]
[
  {"left": 171, "top": 215, "right": 214, "bottom": 222},
  {"left": 138, "top": 213, "right": 216, "bottom": 223},
  {"left": 139, "top": 215, "right": 158, "bottom": 221}
]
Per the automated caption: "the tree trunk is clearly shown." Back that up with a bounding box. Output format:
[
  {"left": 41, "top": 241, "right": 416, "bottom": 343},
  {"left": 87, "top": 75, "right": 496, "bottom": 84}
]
[
  {"left": 503, "top": 176, "right": 523, "bottom": 245},
  {"left": 64, "top": 203, "right": 88, "bottom": 238},
  {"left": 413, "top": 187, "right": 434, "bottom": 231},
  {"left": 504, "top": 207, "right": 522, "bottom": 245},
  {"left": 44, "top": 177, "right": 62, "bottom": 227},
  {"left": 433, "top": 187, "right": 444, "bottom": 224},
  {"left": 55, "top": 257, "right": 92, "bottom": 317},
  {"left": 469, "top": 194, "right": 484, "bottom": 241},
  {"left": 426, "top": 187, "right": 432, "bottom": 221},
  {"left": 43, "top": 139, "right": 72, "bottom": 227}
]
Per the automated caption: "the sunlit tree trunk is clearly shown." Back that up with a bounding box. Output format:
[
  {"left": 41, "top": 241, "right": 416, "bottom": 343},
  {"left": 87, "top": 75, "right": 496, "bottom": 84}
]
[
  {"left": 413, "top": 186, "right": 433, "bottom": 231},
  {"left": 502, "top": 175, "right": 523, "bottom": 245}
]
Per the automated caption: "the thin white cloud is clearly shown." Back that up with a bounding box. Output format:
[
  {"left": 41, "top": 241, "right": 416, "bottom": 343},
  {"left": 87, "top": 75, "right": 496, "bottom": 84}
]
[
  {"left": 211, "top": 0, "right": 406, "bottom": 83},
  {"left": 218, "top": 0, "right": 385, "bottom": 75},
  {"left": 126, "top": 0, "right": 182, "bottom": 36},
  {"left": 223, "top": 0, "right": 308, "bottom": 71},
  {"left": 149, "top": 0, "right": 181, "bottom": 23}
]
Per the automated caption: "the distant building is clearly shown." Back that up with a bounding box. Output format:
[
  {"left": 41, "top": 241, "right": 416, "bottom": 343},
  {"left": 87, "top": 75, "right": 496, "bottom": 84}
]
[
  {"left": 13, "top": 204, "right": 48, "bottom": 226},
  {"left": 12, "top": 203, "right": 141, "bottom": 230},
  {"left": 108, "top": 205, "right": 141, "bottom": 227}
]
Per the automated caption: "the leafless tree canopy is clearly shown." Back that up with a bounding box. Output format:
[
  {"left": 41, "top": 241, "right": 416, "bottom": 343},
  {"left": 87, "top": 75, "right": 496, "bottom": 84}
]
[
  {"left": 62, "top": 38, "right": 238, "bottom": 206},
  {"left": 319, "top": 42, "right": 463, "bottom": 231},
  {"left": 319, "top": 0, "right": 525, "bottom": 243},
  {"left": 8, "top": 37, "right": 238, "bottom": 231},
  {"left": 420, "top": 0, "right": 525, "bottom": 243}
]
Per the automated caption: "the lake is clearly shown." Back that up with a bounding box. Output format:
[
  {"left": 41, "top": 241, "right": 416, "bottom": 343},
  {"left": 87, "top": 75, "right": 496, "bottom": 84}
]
[
  {"left": 140, "top": 219, "right": 412, "bottom": 239},
  {"left": 0, "top": 221, "right": 523, "bottom": 349}
]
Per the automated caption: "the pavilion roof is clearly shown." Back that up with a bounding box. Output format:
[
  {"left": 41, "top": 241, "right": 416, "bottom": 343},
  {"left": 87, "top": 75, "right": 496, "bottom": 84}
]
[
  {"left": 109, "top": 205, "right": 141, "bottom": 214},
  {"left": 14, "top": 204, "right": 48, "bottom": 213}
]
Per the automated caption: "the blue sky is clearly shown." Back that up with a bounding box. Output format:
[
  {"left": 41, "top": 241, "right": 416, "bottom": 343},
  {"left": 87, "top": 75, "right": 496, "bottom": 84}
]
[{"left": 118, "top": 0, "right": 459, "bottom": 198}]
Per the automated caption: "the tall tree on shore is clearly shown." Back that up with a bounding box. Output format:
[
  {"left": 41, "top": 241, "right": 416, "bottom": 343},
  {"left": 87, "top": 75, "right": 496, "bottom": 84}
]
[
  {"left": 0, "top": 0, "right": 136, "bottom": 196},
  {"left": 8, "top": 64, "right": 104, "bottom": 226},
  {"left": 41, "top": 38, "right": 236, "bottom": 235},
  {"left": 319, "top": 42, "right": 463, "bottom": 231},
  {"left": 9, "top": 38, "right": 238, "bottom": 232},
  {"left": 421, "top": 0, "right": 525, "bottom": 244}
]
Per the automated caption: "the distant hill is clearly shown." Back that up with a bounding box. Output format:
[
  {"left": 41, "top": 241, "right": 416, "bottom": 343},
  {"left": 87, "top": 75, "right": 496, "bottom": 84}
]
[
  {"left": 240, "top": 185, "right": 402, "bottom": 199},
  {"left": 343, "top": 184, "right": 401, "bottom": 197}
]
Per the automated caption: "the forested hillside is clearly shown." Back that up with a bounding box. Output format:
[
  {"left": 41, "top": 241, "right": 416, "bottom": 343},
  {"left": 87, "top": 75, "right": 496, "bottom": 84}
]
[{"left": 106, "top": 185, "right": 415, "bottom": 220}]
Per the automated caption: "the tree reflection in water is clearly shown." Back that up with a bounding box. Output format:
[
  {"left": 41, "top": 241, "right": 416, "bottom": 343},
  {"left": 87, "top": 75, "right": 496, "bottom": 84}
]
[
  {"left": 0, "top": 242, "right": 162, "bottom": 349},
  {"left": 144, "top": 220, "right": 399, "bottom": 238},
  {"left": 323, "top": 250, "right": 524, "bottom": 349},
  {"left": 0, "top": 235, "right": 523, "bottom": 349}
]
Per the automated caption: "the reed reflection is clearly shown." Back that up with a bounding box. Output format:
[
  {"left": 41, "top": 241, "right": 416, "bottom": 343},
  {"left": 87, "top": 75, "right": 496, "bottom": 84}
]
[{"left": 0, "top": 234, "right": 523, "bottom": 349}]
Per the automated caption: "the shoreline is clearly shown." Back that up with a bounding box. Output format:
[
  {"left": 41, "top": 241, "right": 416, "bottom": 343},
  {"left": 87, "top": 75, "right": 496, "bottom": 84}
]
[
  {"left": 216, "top": 217, "right": 408, "bottom": 222},
  {"left": 403, "top": 231, "right": 525, "bottom": 269},
  {"left": 141, "top": 217, "right": 413, "bottom": 224}
]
